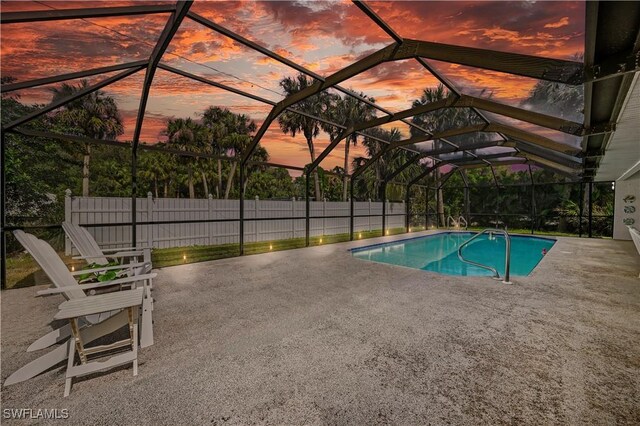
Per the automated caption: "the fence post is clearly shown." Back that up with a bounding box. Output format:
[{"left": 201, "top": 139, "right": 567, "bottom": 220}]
[
  {"left": 403, "top": 198, "right": 408, "bottom": 232},
  {"left": 64, "top": 189, "right": 73, "bottom": 255},
  {"left": 349, "top": 179, "right": 354, "bottom": 240},
  {"left": 382, "top": 196, "right": 387, "bottom": 236},
  {"left": 208, "top": 194, "right": 214, "bottom": 245},
  {"left": 146, "top": 192, "right": 153, "bottom": 249},
  {"left": 322, "top": 198, "right": 326, "bottom": 236},
  {"left": 368, "top": 199, "right": 372, "bottom": 232},
  {"left": 255, "top": 196, "right": 260, "bottom": 242},
  {"left": 291, "top": 197, "right": 296, "bottom": 239}
]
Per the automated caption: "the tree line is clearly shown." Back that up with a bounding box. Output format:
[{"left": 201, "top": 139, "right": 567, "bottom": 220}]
[{"left": 3, "top": 70, "right": 610, "bottom": 237}]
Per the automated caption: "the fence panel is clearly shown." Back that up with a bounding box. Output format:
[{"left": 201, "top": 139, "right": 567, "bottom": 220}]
[{"left": 65, "top": 192, "right": 405, "bottom": 252}]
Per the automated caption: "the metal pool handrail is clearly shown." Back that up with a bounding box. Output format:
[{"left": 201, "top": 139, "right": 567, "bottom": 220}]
[
  {"left": 447, "top": 215, "right": 455, "bottom": 229},
  {"left": 447, "top": 215, "right": 468, "bottom": 229},
  {"left": 458, "top": 216, "right": 468, "bottom": 229},
  {"left": 457, "top": 228, "right": 512, "bottom": 284}
]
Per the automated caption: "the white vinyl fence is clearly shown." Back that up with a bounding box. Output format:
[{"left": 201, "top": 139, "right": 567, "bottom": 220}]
[{"left": 64, "top": 190, "right": 405, "bottom": 253}]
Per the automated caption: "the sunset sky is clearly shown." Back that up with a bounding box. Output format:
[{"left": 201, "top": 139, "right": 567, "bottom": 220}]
[{"left": 1, "top": 0, "right": 585, "bottom": 172}]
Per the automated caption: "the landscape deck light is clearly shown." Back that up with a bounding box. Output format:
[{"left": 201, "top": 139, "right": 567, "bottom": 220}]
[{"left": 269, "top": 244, "right": 273, "bottom": 250}]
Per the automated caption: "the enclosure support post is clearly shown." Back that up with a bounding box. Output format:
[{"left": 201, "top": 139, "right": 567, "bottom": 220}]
[
  {"left": 578, "top": 181, "right": 584, "bottom": 237},
  {"left": 349, "top": 178, "right": 355, "bottom": 240},
  {"left": 239, "top": 163, "right": 245, "bottom": 255},
  {"left": 588, "top": 181, "right": 593, "bottom": 238},
  {"left": 490, "top": 166, "right": 500, "bottom": 228},
  {"left": 459, "top": 169, "right": 470, "bottom": 224},
  {"left": 435, "top": 188, "right": 440, "bottom": 228},
  {"left": 305, "top": 171, "right": 310, "bottom": 247},
  {"left": 1, "top": 131, "right": 6, "bottom": 289},
  {"left": 464, "top": 187, "right": 470, "bottom": 225},
  {"left": 530, "top": 183, "right": 536, "bottom": 235},
  {"left": 405, "top": 184, "right": 411, "bottom": 232},
  {"left": 381, "top": 182, "right": 387, "bottom": 236},
  {"left": 528, "top": 165, "right": 535, "bottom": 235},
  {"left": 131, "top": 147, "right": 137, "bottom": 247},
  {"left": 425, "top": 187, "right": 429, "bottom": 229}
]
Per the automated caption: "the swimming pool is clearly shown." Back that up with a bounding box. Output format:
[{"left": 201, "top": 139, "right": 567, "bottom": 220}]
[{"left": 351, "top": 232, "right": 555, "bottom": 277}]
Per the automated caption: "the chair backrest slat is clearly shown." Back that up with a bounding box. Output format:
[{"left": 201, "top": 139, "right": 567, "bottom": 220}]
[
  {"left": 13, "top": 230, "right": 86, "bottom": 300},
  {"left": 62, "top": 222, "right": 109, "bottom": 265}
]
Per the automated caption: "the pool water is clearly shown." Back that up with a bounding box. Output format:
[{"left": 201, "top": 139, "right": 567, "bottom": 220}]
[{"left": 351, "top": 232, "right": 555, "bottom": 277}]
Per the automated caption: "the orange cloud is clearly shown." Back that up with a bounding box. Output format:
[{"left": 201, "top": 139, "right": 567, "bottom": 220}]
[{"left": 545, "top": 17, "right": 570, "bottom": 29}]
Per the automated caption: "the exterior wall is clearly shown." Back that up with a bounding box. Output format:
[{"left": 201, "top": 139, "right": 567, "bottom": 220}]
[
  {"left": 613, "top": 172, "right": 640, "bottom": 240},
  {"left": 64, "top": 192, "right": 405, "bottom": 253}
]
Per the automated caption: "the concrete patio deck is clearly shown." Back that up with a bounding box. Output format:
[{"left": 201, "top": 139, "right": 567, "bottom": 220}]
[{"left": 2, "top": 232, "right": 639, "bottom": 424}]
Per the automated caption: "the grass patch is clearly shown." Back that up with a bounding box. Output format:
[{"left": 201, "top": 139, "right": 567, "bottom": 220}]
[
  {"left": 151, "top": 228, "right": 409, "bottom": 268},
  {"left": 5, "top": 252, "right": 84, "bottom": 290}
]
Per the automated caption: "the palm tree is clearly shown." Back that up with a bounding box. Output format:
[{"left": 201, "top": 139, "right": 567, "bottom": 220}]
[
  {"left": 201, "top": 107, "right": 257, "bottom": 199},
  {"left": 49, "top": 80, "right": 124, "bottom": 196},
  {"left": 222, "top": 113, "right": 257, "bottom": 199},
  {"left": 243, "top": 145, "right": 270, "bottom": 194},
  {"left": 277, "top": 73, "right": 332, "bottom": 201},
  {"left": 138, "top": 150, "right": 176, "bottom": 198},
  {"left": 323, "top": 93, "right": 377, "bottom": 201},
  {"left": 357, "top": 127, "right": 406, "bottom": 199},
  {"left": 411, "top": 84, "right": 486, "bottom": 225},
  {"left": 202, "top": 106, "right": 234, "bottom": 198},
  {"left": 165, "top": 118, "right": 208, "bottom": 199}
]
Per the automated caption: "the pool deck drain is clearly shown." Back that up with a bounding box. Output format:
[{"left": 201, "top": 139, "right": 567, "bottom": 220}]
[{"left": 2, "top": 231, "right": 639, "bottom": 424}]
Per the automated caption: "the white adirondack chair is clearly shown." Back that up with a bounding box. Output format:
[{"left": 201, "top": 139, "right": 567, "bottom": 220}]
[
  {"left": 62, "top": 221, "right": 152, "bottom": 268},
  {"left": 4, "top": 231, "right": 155, "bottom": 387}
]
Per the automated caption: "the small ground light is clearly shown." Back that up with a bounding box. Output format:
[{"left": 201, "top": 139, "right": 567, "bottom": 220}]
[
  {"left": 269, "top": 244, "right": 273, "bottom": 250},
  {"left": 358, "top": 233, "right": 362, "bottom": 238},
  {"left": 319, "top": 238, "right": 323, "bottom": 243},
  {"left": 183, "top": 254, "right": 187, "bottom": 262},
  {"left": 386, "top": 230, "right": 389, "bottom": 235},
  {"left": 71, "top": 266, "right": 74, "bottom": 272}
]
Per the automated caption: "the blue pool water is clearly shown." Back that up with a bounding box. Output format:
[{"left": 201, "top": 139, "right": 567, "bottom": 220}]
[{"left": 351, "top": 232, "right": 555, "bottom": 277}]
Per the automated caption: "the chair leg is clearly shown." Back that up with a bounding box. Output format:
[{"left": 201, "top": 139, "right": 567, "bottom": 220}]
[
  {"left": 131, "top": 307, "right": 139, "bottom": 376},
  {"left": 64, "top": 340, "right": 74, "bottom": 397},
  {"left": 4, "top": 311, "right": 129, "bottom": 386},
  {"left": 28, "top": 323, "right": 73, "bottom": 352},
  {"left": 139, "top": 284, "right": 154, "bottom": 348}
]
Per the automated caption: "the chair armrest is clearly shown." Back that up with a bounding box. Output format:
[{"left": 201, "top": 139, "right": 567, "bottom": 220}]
[
  {"left": 73, "top": 252, "right": 146, "bottom": 262},
  {"left": 109, "top": 251, "right": 145, "bottom": 258},
  {"left": 70, "top": 262, "right": 147, "bottom": 275},
  {"left": 101, "top": 246, "right": 151, "bottom": 253},
  {"left": 38, "top": 273, "right": 157, "bottom": 295}
]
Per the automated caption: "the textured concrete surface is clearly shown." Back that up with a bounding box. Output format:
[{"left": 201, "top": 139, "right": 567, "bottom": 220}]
[{"left": 2, "top": 232, "right": 639, "bottom": 425}]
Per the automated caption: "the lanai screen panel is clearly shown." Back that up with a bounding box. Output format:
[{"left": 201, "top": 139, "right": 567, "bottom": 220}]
[
  {"left": 366, "top": 0, "right": 585, "bottom": 60},
  {"left": 190, "top": 0, "right": 396, "bottom": 78},
  {"left": 426, "top": 60, "right": 585, "bottom": 124},
  {"left": 0, "top": 3, "right": 167, "bottom": 82},
  {"left": 339, "top": 59, "right": 443, "bottom": 113}
]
